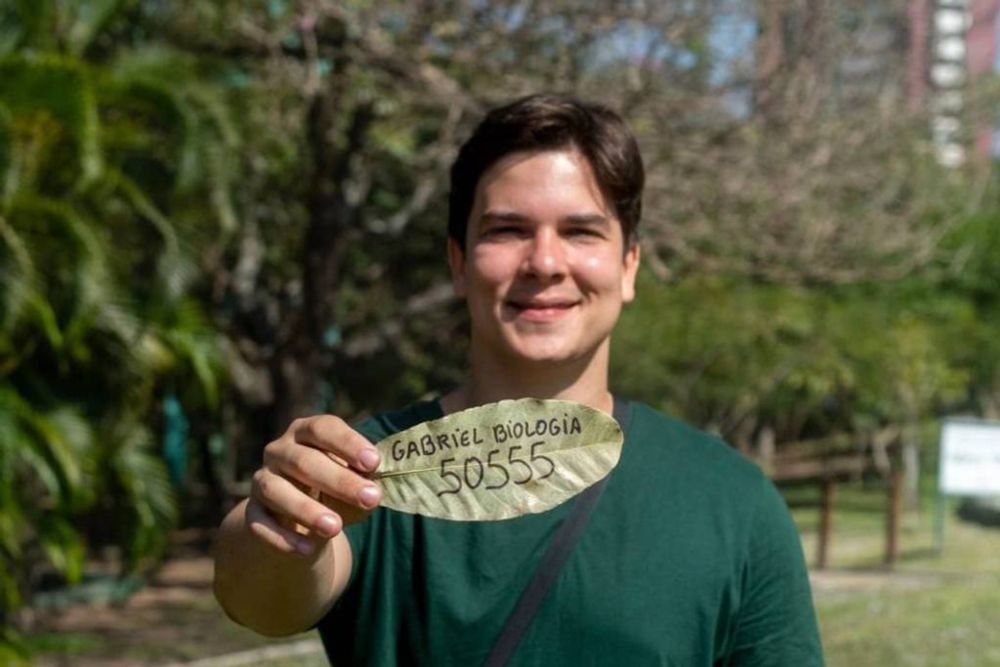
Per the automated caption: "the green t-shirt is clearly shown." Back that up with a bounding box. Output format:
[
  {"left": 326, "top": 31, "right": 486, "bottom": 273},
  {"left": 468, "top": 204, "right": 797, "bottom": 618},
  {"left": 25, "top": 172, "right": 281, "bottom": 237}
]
[{"left": 317, "top": 399, "right": 824, "bottom": 666}]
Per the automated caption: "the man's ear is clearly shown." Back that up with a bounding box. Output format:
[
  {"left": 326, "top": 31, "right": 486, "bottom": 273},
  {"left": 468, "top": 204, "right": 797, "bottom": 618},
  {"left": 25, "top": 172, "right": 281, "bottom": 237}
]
[
  {"left": 447, "top": 237, "right": 467, "bottom": 298},
  {"left": 621, "top": 242, "right": 640, "bottom": 303}
]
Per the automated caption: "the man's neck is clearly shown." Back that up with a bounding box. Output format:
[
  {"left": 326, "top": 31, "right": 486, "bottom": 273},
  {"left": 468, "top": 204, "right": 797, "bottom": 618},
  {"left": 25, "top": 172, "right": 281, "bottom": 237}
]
[{"left": 441, "top": 343, "right": 614, "bottom": 416}]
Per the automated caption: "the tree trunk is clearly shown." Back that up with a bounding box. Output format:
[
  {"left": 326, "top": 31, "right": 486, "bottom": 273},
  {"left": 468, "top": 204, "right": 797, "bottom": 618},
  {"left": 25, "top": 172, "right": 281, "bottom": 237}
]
[
  {"left": 272, "top": 70, "right": 374, "bottom": 428},
  {"left": 902, "top": 418, "right": 921, "bottom": 513}
]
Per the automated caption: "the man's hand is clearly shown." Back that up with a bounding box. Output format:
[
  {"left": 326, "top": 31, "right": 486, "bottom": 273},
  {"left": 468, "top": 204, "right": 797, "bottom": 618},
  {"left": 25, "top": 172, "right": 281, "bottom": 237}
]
[{"left": 246, "top": 415, "right": 383, "bottom": 556}]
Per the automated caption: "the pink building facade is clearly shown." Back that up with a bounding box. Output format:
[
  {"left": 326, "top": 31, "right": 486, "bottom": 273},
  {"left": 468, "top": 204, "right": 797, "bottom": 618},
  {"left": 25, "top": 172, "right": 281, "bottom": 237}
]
[{"left": 968, "top": 0, "right": 1000, "bottom": 158}]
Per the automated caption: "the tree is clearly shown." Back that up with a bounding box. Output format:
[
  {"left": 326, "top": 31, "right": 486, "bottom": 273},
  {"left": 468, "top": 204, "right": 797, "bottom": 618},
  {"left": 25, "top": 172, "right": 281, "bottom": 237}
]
[
  {"left": 0, "top": 1, "right": 229, "bottom": 635},
  {"left": 146, "top": 1, "right": 976, "bottom": 452}
]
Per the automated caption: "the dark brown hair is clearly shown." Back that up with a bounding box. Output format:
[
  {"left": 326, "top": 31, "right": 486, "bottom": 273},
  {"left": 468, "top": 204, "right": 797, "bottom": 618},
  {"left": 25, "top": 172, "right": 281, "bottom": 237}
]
[{"left": 448, "top": 93, "right": 644, "bottom": 250}]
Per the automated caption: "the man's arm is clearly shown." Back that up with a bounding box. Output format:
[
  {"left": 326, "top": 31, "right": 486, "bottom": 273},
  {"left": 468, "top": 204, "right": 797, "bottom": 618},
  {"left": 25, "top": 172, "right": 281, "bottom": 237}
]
[
  {"left": 212, "top": 416, "right": 382, "bottom": 637},
  {"left": 213, "top": 498, "right": 352, "bottom": 636}
]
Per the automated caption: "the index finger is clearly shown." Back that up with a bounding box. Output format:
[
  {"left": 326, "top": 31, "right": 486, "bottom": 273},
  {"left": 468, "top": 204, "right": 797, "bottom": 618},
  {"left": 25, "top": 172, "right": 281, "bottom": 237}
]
[{"left": 291, "top": 415, "right": 380, "bottom": 473}]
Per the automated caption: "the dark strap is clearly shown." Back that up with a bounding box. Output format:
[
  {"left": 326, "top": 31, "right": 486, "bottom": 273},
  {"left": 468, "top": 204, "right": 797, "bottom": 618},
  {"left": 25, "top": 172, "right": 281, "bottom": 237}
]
[{"left": 483, "top": 397, "right": 631, "bottom": 667}]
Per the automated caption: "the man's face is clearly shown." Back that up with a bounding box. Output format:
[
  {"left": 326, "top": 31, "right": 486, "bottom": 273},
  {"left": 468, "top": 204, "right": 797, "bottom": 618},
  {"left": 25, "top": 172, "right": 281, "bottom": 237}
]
[{"left": 448, "top": 149, "right": 640, "bottom": 368}]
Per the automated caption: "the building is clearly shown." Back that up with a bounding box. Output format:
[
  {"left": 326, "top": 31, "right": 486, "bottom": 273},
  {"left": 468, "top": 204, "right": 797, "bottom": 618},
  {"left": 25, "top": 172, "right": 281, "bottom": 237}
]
[
  {"left": 921, "top": 0, "right": 1000, "bottom": 165},
  {"left": 754, "top": 0, "right": 1000, "bottom": 166}
]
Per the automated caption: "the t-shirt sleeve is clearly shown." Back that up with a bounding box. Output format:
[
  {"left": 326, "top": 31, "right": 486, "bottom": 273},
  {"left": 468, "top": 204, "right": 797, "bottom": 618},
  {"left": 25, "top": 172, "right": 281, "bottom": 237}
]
[{"left": 724, "top": 478, "right": 825, "bottom": 667}]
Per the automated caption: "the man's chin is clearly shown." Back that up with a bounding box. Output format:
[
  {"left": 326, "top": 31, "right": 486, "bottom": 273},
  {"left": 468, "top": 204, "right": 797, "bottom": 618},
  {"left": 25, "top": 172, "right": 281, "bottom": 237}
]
[{"left": 500, "top": 340, "right": 584, "bottom": 366}]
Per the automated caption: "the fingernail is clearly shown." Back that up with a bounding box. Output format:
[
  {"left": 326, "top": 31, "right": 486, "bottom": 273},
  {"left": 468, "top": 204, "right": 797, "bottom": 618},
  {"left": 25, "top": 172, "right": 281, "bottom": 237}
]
[
  {"left": 358, "top": 484, "right": 381, "bottom": 509},
  {"left": 316, "top": 514, "right": 340, "bottom": 538},
  {"left": 359, "top": 448, "right": 380, "bottom": 471},
  {"left": 296, "top": 537, "right": 315, "bottom": 555}
]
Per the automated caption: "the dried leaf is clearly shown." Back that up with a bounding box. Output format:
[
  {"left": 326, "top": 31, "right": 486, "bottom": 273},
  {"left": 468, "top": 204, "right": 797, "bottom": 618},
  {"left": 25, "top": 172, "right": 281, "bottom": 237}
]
[{"left": 374, "top": 398, "right": 623, "bottom": 521}]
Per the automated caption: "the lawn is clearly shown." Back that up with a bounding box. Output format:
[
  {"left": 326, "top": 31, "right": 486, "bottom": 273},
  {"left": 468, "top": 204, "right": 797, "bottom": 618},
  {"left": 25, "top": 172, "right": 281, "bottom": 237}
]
[{"left": 789, "top": 480, "right": 1000, "bottom": 667}]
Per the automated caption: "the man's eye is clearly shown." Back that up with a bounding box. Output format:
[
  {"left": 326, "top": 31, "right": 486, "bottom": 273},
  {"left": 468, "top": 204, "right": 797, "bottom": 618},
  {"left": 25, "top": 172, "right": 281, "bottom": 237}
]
[{"left": 566, "top": 228, "right": 603, "bottom": 239}]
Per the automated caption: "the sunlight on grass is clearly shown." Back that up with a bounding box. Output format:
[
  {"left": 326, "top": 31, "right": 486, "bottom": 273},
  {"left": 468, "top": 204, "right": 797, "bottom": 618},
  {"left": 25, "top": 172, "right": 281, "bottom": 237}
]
[
  {"left": 22, "top": 632, "right": 102, "bottom": 656},
  {"left": 787, "top": 480, "right": 1000, "bottom": 666},
  {"left": 818, "top": 577, "right": 1000, "bottom": 667}
]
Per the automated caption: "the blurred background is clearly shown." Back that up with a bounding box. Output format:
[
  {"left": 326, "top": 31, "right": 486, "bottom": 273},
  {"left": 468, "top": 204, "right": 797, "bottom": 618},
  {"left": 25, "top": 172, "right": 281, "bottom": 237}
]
[{"left": 2, "top": 0, "right": 999, "bottom": 665}]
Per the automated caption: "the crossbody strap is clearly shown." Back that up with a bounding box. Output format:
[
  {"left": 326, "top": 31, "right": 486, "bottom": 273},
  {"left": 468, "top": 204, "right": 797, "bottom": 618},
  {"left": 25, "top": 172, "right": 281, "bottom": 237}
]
[{"left": 483, "top": 397, "right": 631, "bottom": 667}]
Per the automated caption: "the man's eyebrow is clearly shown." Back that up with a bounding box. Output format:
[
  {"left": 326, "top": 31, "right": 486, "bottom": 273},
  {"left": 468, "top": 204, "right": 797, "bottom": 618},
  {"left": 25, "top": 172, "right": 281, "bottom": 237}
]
[
  {"left": 563, "top": 213, "right": 609, "bottom": 226},
  {"left": 479, "top": 210, "right": 531, "bottom": 223},
  {"left": 478, "top": 211, "right": 610, "bottom": 225}
]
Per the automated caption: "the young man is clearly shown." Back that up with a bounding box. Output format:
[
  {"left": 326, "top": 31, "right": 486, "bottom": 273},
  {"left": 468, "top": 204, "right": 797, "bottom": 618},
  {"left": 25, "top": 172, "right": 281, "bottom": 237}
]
[{"left": 213, "top": 94, "right": 824, "bottom": 665}]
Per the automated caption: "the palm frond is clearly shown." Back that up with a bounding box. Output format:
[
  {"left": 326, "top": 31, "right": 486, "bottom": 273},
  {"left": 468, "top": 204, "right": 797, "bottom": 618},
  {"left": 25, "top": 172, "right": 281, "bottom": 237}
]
[
  {"left": 0, "top": 495, "right": 24, "bottom": 557},
  {"left": 202, "top": 141, "right": 238, "bottom": 235},
  {"left": 43, "top": 406, "right": 97, "bottom": 506},
  {"left": 182, "top": 83, "right": 238, "bottom": 234},
  {"left": 98, "top": 69, "right": 193, "bottom": 179},
  {"left": 37, "top": 514, "right": 85, "bottom": 584},
  {"left": 102, "top": 55, "right": 204, "bottom": 196},
  {"left": 90, "top": 295, "right": 142, "bottom": 348},
  {"left": 7, "top": 0, "right": 51, "bottom": 52},
  {"left": 108, "top": 169, "right": 195, "bottom": 299},
  {"left": 0, "top": 386, "right": 94, "bottom": 535},
  {"left": 63, "top": 0, "right": 128, "bottom": 58},
  {"left": 107, "top": 44, "right": 200, "bottom": 83},
  {"left": 108, "top": 421, "right": 177, "bottom": 567},
  {"left": 186, "top": 82, "right": 239, "bottom": 150},
  {"left": 0, "top": 104, "right": 11, "bottom": 200},
  {"left": 0, "top": 3, "right": 25, "bottom": 57},
  {"left": 0, "top": 214, "right": 35, "bottom": 333},
  {"left": 0, "top": 3, "right": 237, "bottom": 634},
  {"left": 11, "top": 442, "right": 62, "bottom": 503},
  {"left": 0, "top": 54, "right": 103, "bottom": 190},
  {"left": 0, "top": 385, "right": 95, "bottom": 619},
  {"left": 23, "top": 291, "right": 63, "bottom": 351},
  {"left": 11, "top": 394, "right": 85, "bottom": 507},
  {"left": 161, "top": 298, "right": 225, "bottom": 408},
  {"left": 5, "top": 194, "right": 112, "bottom": 349}
]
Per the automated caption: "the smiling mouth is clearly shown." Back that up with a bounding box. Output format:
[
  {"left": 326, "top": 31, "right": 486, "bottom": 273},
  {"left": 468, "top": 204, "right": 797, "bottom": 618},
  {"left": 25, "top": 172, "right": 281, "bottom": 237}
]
[{"left": 505, "top": 299, "right": 579, "bottom": 320}]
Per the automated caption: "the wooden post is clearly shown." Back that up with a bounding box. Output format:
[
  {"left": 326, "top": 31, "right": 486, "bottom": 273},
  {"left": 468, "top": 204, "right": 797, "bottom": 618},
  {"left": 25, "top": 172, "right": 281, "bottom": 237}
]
[
  {"left": 817, "top": 478, "right": 835, "bottom": 569},
  {"left": 885, "top": 467, "right": 902, "bottom": 568}
]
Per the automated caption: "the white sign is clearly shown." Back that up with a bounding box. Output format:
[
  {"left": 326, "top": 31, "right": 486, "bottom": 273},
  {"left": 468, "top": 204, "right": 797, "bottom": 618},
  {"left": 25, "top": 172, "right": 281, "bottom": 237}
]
[{"left": 940, "top": 419, "right": 1000, "bottom": 496}]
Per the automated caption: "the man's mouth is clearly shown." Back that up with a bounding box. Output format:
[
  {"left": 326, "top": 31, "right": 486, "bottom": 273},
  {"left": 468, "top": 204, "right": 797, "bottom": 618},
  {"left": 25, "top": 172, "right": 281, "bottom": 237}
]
[{"left": 505, "top": 298, "right": 579, "bottom": 320}]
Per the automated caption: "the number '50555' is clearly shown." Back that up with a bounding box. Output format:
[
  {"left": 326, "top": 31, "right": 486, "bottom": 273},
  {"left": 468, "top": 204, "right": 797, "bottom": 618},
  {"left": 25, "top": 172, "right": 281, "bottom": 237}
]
[{"left": 436, "top": 442, "right": 554, "bottom": 497}]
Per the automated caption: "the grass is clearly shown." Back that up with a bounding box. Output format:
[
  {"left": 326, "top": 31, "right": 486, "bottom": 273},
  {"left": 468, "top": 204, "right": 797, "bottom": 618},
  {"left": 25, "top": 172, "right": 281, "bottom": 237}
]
[
  {"left": 21, "top": 632, "right": 103, "bottom": 655},
  {"left": 818, "top": 574, "right": 1000, "bottom": 666},
  {"left": 785, "top": 478, "right": 1000, "bottom": 667}
]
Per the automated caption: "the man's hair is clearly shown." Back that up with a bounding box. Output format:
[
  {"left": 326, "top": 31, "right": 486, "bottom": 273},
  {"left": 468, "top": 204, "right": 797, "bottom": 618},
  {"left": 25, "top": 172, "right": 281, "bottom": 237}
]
[{"left": 448, "top": 93, "right": 644, "bottom": 250}]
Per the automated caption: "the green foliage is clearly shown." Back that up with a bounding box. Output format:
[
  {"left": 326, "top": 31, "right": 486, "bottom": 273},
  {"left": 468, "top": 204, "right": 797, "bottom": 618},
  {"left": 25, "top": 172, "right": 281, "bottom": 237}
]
[
  {"left": 807, "top": 505, "right": 1000, "bottom": 667},
  {"left": 612, "top": 264, "right": 986, "bottom": 448},
  {"left": 0, "top": 625, "right": 30, "bottom": 665},
  {"left": 0, "top": 1, "right": 230, "bottom": 633}
]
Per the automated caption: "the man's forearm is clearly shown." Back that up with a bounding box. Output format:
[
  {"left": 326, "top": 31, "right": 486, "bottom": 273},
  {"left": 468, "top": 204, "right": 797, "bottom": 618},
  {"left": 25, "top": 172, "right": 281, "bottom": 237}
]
[{"left": 213, "top": 499, "right": 351, "bottom": 636}]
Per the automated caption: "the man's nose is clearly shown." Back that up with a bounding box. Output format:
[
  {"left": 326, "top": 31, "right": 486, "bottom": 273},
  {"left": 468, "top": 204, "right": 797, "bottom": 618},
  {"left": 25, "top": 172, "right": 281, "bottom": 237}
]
[{"left": 523, "top": 229, "right": 566, "bottom": 279}]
